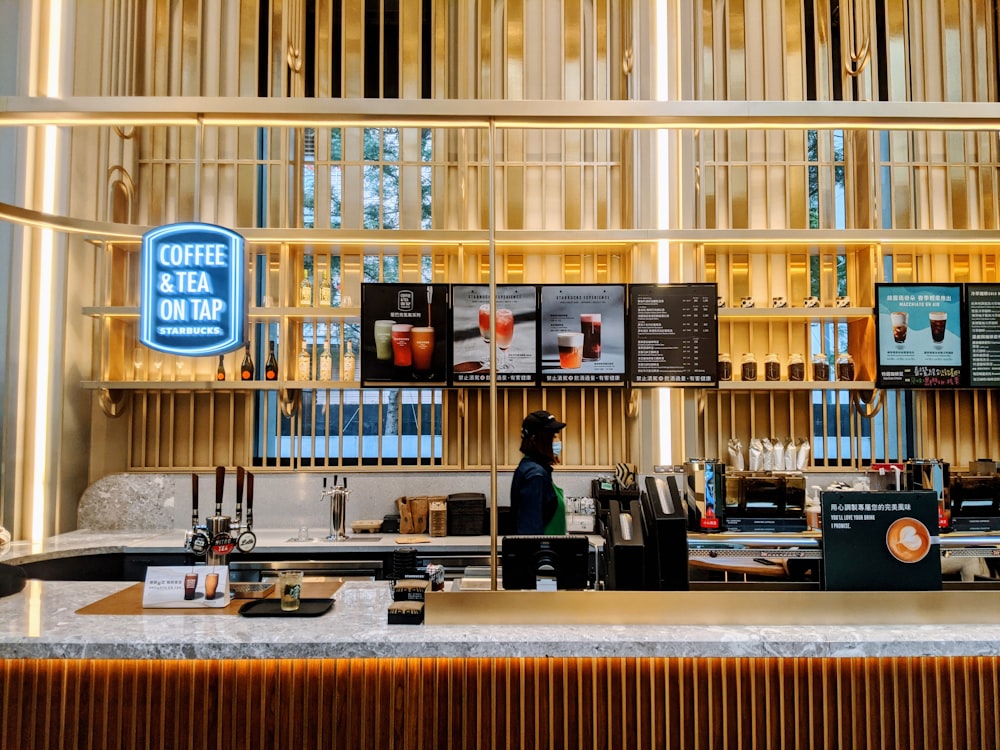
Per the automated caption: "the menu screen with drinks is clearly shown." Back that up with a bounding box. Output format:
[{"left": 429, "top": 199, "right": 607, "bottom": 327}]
[
  {"left": 966, "top": 284, "right": 1000, "bottom": 387},
  {"left": 875, "top": 283, "right": 964, "bottom": 388},
  {"left": 451, "top": 285, "right": 538, "bottom": 384},
  {"left": 627, "top": 283, "right": 718, "bottom": 385},
  {"left": 539, "top": 285, "right": 627, "bottom": 385},
  {"left": 360, "top": 283, "right": 451, "bottom": 386}
]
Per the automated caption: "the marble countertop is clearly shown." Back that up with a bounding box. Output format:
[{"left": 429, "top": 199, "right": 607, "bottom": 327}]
[{"left": 4, "top": 579, "right": 1000, "bottom": 660}]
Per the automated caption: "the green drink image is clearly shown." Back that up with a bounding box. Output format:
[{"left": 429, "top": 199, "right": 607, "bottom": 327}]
[{"left": 374, "top": 320, "right": 395, "bottom": 361}]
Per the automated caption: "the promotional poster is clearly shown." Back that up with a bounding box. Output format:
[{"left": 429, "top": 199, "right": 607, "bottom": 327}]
[
  {"left": 451, "top": 285, "right": 538, "bottom": 384},
  {"left": 875, "top": 283, "right": 964, "bottom": 388},
  {"left": 360, "top": 283, "right": 450, "bottom": 386},
  {"left": 539, "top": 285, "right": 626, "bottom": 385}
]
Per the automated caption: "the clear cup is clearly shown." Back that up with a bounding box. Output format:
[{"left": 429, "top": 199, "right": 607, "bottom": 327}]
[
  {"left": 558, "top": 332, "right": 584, "bottom": 369},
  {"left": 204, "top": 572, "right": 220, "bottom": 601},
  {"left": 279, "top": 570, "right": 303, "bottom": 611}
]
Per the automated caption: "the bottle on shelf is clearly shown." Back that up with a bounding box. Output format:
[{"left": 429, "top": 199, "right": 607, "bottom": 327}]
[
  {"left": 319, "top": 271, "right": 332, "bottom": 306},
  {"left": 297, "top": 345, "right": 312, "bottom": 381},
  {"left": 319, "top": 339, "right": 333, "bottom": 380},
  {"left": 342, "top": 340, "right": 356, "bottom": 382},
  {"left": 299, "top": 272, "right": 313, "bottom": 306},
  {"left": 240, "top": 343, "right": 254, "bottom": 381},
  {"left": 265, "top": 341, "right": 278, "bottom": 381},
  {"left": 216, "top": 355, "right": 226, "bottom": 382}
]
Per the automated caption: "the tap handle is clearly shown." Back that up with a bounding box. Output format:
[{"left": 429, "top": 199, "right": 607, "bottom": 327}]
[
  {"left": 191, "top": 473, "right": 200, "bottom": 527},
  {"left": 214, "top": 466, "right": 225, "bottom": 517},
  {"left": 235, "top": 466, "right": 245, "bottom": 525},
  {"left": 246, "top": 472, "right": 255, "bottom": 528}
]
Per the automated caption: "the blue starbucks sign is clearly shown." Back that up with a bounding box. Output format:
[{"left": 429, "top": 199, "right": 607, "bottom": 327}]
[{"left": 139, "top": 223, "right": 246, "bottom": 356}]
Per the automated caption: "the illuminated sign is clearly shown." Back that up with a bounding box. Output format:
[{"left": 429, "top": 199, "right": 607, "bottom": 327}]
[{"left": 139, "top": 223, "right": 246, "bottom": 356}]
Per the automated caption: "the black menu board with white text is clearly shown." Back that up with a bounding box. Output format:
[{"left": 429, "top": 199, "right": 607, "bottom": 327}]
[
  {"left": 628, "top": 283, "right": 718, "bottom": 386},
  {"left": 966, "top": 283, "right": 1000, "bottom": 387}
]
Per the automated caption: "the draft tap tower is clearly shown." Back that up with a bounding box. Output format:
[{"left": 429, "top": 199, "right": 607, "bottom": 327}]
[
  {"left": 185, "top": 466, "right": 257, "bottom": 565},
  {"left": 321, "top": 476, "right": 350, "bottom": 541}
]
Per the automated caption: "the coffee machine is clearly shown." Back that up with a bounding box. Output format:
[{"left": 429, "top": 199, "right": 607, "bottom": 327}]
[
  {"left": 904, "top": 459, "right": 950, "bottom": 529},
  {"left": 722, "top": 471, "right": 807, "bottom": 532},
  {"left": 683, "top": 459, "right": 725, "bottom": 531},
  {"left": 949, "top": 459, "right": 1000, "bottom": 531}
]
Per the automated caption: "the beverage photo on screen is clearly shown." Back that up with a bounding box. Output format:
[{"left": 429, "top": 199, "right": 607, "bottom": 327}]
[
  {"left": 875, "top": 282, "right": 964, "bottom": 388},
  {"left": 360, "top": 283, "right": 450, "bottom": 386},
  {"left": 451, "top": 285, "right": 538, "bottom": 384},
  {"left": 539, "top": 285, "right": 626, "bottom": 385}
]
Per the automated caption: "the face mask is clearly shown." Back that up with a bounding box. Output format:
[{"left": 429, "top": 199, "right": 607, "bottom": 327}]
[{"left": 551, "top": 440, "right": 562, "bottom": 458}]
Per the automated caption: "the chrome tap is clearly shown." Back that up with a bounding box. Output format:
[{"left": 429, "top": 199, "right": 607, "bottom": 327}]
[{"left": 322, "top": 476, "right": 350, "bottom": 541}]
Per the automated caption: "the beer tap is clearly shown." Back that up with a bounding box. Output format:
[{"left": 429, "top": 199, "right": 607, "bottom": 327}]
[
  {"left": 322, "top": 475, "right": 349, "bottom": 541},
  {"left": 183, "top": 466, "right": 256, "bottom": 561}
]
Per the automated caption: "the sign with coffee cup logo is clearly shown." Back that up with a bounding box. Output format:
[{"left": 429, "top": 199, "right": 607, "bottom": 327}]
[
  {"left": 141, "top": 565, "right": 230, "bottom": 608},
  {"left": 821, "top": 490, "right": 940, "bottom": 591},
  {"left": 874, "top": 283, "right": 964, "bottom": 388}
]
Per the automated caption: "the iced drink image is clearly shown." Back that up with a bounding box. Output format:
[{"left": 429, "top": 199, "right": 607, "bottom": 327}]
[
  {"left": 929, "top": 311, "right": 947, "bottom": 343},
  {"left": 495, "top": 309, "right": 514, "bottom": 370},
  {"left": 558, "top": 332, "right": 584, "bottom": 369},
  {"left": 391, "top": 324, "right": 413, "bottom": 367},
  {"left": 411, "top": 327, "right": 435, "bottom": 371},
  {"left": 184, "top": 573, "right": 198, "bottom": 600},
  {"left": 374, "top": 320, "right": 395, "bottom": 361},
  {"left": 581, "top": 313, "right": 601, "bottom": 360},
  {"left": 204, "top": 573, "right": 219, "bottom": 601},
  {"left": 478, "top": 304, "right": 491, "bottom": 367},
  {"left": 891, "top": 312, "right": 908, "bottom": 343}
]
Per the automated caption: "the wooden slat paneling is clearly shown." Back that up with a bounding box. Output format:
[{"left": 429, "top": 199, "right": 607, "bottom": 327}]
[{"left": 3, "top": 656, "right": 1000, "bottom": 749}]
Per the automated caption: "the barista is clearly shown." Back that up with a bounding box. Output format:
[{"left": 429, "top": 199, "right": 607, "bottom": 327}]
[{"left": 510, "top": 410, "right": 567, "bottom": 535}]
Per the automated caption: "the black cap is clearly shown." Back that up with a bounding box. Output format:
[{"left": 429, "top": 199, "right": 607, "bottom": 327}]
[{"left": 521, "top": 410, "right": 567, "bottom": 436}]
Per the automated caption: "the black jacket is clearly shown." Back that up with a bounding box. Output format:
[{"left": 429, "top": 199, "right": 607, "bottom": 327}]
[{"left": 510, "top": 455, "right": 557, "bottom": 534}]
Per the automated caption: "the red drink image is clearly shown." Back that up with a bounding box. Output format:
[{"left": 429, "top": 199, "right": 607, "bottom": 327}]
[
  {"left": 411, "top": 327, "right": 435, "bottom": 371},
  {"left": 495, "top": 309, "right": 514, "bottom": 350},
  {"left": 391, "top": 324, "right": 413, "bottom": 367},
  {"left": 478, "top": 304, "right": 491, "bottom": 343},
  {"left": 580, "top": 313, "right": 601, "bottom": 360},
  {"left": 558, "top": 332, "right": 584, "bottom": 369}
]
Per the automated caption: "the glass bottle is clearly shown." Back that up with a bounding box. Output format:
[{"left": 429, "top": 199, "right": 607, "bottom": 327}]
[
  {"left": 265, "top": 341, "right": 278, "bottom": 381},
  {"left": 319, "top": 271, "right": 332, "bottom": 306},
  {"left": 240, "top": 343, "right": 254, "bottom": 381},
  {"left": 342, "top": 340, "right": 356, "bottom": 381},
  {"left": 319, "top": 340, "right": 333, "bottom": 380},
  {"left": 299, "top": 273, "right": 312, "bottom": 306},
  {"left": 216, "top": 355, "right": 226, "bottom": 382},
  {"left": 297, "top": 346, "right": 312, "bottom": 380}
]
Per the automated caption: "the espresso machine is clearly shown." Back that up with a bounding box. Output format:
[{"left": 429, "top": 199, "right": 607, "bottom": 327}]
[
  {"left": 904, "top": 459, "right": 950, "bottom": 529},
  {"left": 949, "top": 459, "right": 1000, "bottom": 531},
  {"left": 683, "top": 459, "right": 725, "bottom": 531},
  {"left": 722, "top": 471, "right": 807, "bottom": 532}
]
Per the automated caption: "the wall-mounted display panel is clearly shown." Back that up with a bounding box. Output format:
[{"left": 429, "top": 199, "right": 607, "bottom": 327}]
[
  {"left": 875, "top": 283, "right": 964, "bottom": 388},
  {"left": 539, "top": 285, "right": 627, "bottom": 385},
  {"left": 451, "top": 285, "right": 539, "bottom": 385}
]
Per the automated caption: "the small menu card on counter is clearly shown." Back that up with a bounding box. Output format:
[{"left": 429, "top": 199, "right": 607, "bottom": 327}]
[
  {"left": 821, "top": 490, "right": 940, "bottom": 591},
  {"left": 142, "top": 565, "right": 231, "bottom": 608}
]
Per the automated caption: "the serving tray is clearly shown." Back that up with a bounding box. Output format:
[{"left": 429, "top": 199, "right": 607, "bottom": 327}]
[{"left": 239, "top": 598, "right": 335, "bottom": 617}]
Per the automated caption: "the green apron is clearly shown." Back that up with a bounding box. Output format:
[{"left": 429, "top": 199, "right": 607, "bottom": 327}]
[{"left": 544, "top": 483, "right": 567, "bottom": 535}]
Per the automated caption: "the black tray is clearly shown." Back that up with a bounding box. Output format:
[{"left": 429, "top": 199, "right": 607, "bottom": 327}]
[{"left": 238, "top": 598, "right": 335, "bottom": 617}]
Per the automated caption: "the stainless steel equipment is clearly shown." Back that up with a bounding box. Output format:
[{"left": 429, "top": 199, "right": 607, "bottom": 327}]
[
  {"left": 905, "top": 459, "right": 950, "bottom": 529},
  {"left": 322, "top": 476, "right": 351, "bottom": 541},
  {"left": 723, "top": 471, "right": 806, "bottom": 532},
  {"left": 683, "top": 459, "right": 725, "bottom": 531},
  {"left": 184, "top": 466, "right": 257, "bottom": 566}
]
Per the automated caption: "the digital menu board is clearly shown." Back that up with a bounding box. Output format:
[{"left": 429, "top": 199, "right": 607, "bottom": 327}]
[
  {"left": 966, "top": 283, "right": 1000, "bottom": 387},
  {"left": 628, "top": 283, "right": 718, "bottom": 386},
  {"left": 539, "top": 285, "right": 627, "bottom": 385},
  {"left": 360, "top": 283, "right": 450, "bottom": 387},
  {"left": 875, "top": 283, "right": 964, "bottom": 388},
  {"left": 451, "top": 285, "right": 538, "bottom": 385}
]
